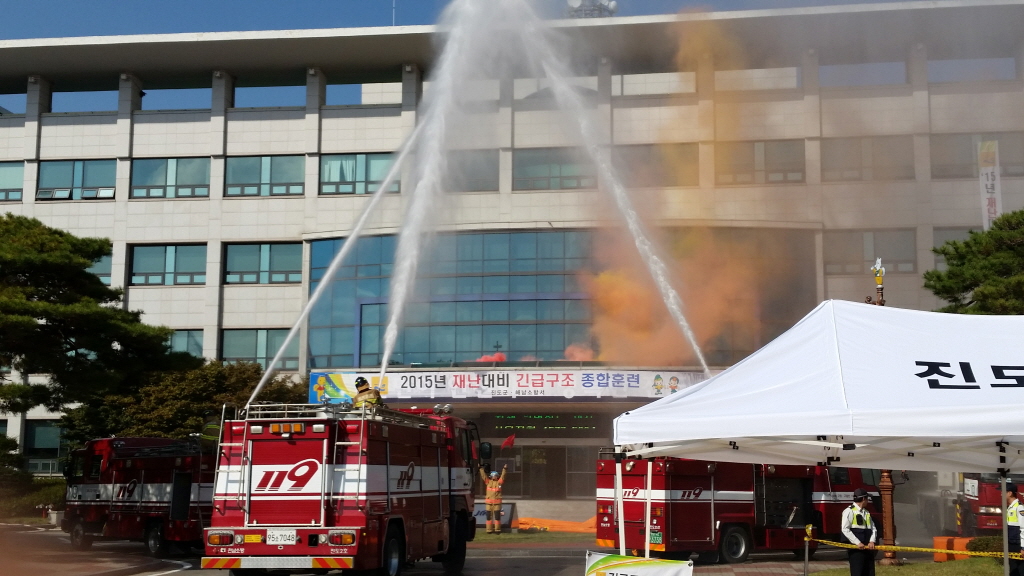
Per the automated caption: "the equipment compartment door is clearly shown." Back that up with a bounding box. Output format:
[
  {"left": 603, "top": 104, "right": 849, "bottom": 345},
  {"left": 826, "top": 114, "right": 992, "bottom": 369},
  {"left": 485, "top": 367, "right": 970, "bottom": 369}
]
[
  {"left": 169, "top": 472, "right": 192, "bottom": 521},
  {"left": 667, "top": 474, "right": 713, "bottom": 544},
  {"left": 248, "top": 439, "right": 326, "bottom": 526}
]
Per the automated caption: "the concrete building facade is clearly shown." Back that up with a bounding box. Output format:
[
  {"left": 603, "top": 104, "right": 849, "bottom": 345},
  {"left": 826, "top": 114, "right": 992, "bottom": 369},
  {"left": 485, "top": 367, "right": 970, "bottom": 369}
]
[{"left": 0, "top": 1, "right": 1021, "bottom": 493}]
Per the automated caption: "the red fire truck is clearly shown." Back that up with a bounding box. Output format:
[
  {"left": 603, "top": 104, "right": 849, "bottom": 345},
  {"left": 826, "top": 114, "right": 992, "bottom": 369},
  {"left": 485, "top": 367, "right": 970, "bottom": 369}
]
[
  {"left": 201, "top": 403, "right": 484, "bottom": 576},
  {"left": 918, "top": 472, "right": 1023, "bottom": 536},
  {"left": 595, "top": 457, "right": 882, "bottom": 563},
  {"left": 61, "top": 437, "right": 215, "bottom": 556}
]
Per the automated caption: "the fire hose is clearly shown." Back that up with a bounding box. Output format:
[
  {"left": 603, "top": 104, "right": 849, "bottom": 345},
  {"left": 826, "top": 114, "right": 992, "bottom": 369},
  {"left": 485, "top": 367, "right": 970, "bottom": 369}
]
[{"left": 800, "top": 524, "right": 1021, "bottom": 576}]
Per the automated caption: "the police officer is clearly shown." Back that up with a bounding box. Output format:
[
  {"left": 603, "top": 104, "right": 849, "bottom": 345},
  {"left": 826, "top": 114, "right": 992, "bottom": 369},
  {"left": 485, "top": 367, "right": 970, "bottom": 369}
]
[
  {"left": 478, "top": 464, "right": 507, "bottom": 534},
  {"left": 1007, "top": 482, "right": 1023, "bottom": 576},
  {"left": 352, "top": 377, "right": 385, "bottom": 409},
  {"left": 841, "top": 487, "right": 877, "bottom": 576},
  {"left": 199, "top": 410, "right": 221, "bottom": 451}
]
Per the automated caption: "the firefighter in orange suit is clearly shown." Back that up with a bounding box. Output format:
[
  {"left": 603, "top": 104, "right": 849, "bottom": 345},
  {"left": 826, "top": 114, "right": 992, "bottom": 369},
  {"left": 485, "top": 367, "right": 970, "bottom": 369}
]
[
  {"left": 479, "top": 464, "right": 507, "bottom": 534},
  {"left": 352, "top": 377, "right": 385, "bottom": 409}
]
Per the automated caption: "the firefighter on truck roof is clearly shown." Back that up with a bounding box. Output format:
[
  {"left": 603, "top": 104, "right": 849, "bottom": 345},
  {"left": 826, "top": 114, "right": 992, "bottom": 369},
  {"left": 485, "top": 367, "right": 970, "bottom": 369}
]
[
  {"left": 352, "top": 376, "right": 385, "bottom": 408},
  {"left": 199, "top": 410, "right": 220, "bottom": 451},
  {"left": 479, "top": 464, "right": 507, "bottom": 534}
]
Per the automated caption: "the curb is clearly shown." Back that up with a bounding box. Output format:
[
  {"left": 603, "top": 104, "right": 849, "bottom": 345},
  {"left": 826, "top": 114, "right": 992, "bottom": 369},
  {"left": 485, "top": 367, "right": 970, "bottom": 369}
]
[
  {"left": 467, "top": 548, "right": 590, "bottom": 558},
  {"left": 77, "top": 560, "right": 179, "bottom": 576}
]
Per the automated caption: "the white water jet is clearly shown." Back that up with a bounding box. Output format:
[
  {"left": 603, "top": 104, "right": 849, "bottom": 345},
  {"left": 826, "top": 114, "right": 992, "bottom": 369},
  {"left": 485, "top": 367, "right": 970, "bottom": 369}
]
[{"left": 378, "top": 0, "right": 710, "bottom": 376}]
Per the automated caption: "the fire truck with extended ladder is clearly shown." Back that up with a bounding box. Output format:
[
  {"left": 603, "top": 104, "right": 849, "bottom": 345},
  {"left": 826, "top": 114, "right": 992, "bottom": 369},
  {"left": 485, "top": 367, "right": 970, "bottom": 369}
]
[
  {"left": 61, "top": 437, "right": 215, "bottom": 555},
  {"left": 917, "top": 472, "right": 1024, "bottom": 536},
  {"left": 201, "top": 402, "right": 485, "bottom": 576},
  {"left": 595, "top": 455, "right": 882, "bottom": 563}
]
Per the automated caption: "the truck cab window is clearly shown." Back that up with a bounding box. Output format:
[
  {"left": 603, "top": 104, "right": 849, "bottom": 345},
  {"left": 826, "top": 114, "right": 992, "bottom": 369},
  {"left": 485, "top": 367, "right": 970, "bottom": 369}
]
[
  {"left": 70, "top": 454, "right": 84, "bottom": 479},
  {"left": 828, "top": 467, "right": 851, "bottom": 485},
  {"left": 87, "top": 456, "right": 102, "bottom": 479}
]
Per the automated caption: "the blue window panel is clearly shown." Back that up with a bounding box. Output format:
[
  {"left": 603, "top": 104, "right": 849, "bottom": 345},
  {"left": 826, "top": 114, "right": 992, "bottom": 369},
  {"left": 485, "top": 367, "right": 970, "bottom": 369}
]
[
  {"left": 406, "top": 302, "right": 430, "bottom": 324},
  {"left": 457, "top": 259, "right": 483, "bottom": 274},
  {"left": 457, "top": 276, "right": 482, "bottom": 294},
  {"left": 332, "top": 328, "right": 354, "bottom": 355},
  {"left": 356, "top": 278, "right": 382, "bottom": 298},
  {"left": 510, "top": 300, "right": 537, "bottom": 321},
  {"left": 566, "top": 324, "right": 591, "bottom": 346},
  {"left": 309, "top": 328, "right": 332, "bottom": 357},
  {"left": 510, "top": 325, "right": 537, "bottom": 353},
  {"left": 457, "top": 234, "right": 484, "bottom": 261},
  {"left": 566, "top": 300, "right": 591, "bottom": 321},
  {"left": 538, "top": 232, "right": 565, "bottom": 259},
  {"left": 484, "top": 233, "right": 510, "bottom": 261},
  {"left": 537, "top": 274, "right": 564, "bottom": 292},
  {"left": 431, "top": 302, "right": 457, "bottom": 323},
  {"left": 430, "top": 326, "right": 456, "bottom": 353},
  {"left": 362, "top": 303, "right": 382, "bottom": 324},
  {"left": 360, "top": 326, "right": 380, "bottom": 354},
  {"left": 405, "top": 327, "right": 430, "bottom": 353},
  {"left": 456, "top": 301, "right": 482, "bottom": 322},
  {"left": 565, "top": 231, "right": 589, "bottom": 258},
  {"left": 482, "top": 325, "right": 510, "bottom": 355},
  {"left": 331, "top": 280, "right": 356, "bottom": 325},
  {"left": 456, "top": 325, "right": 482, "bottom": 352},
  {"left": 432, "top": 277, "right": 457, "bottom": 295},
  {"left": 483, "top": 276, "right": 510, "bottom": 294},
  {"left": 538, "top": 300, "right": 565, "bottom": 321},
  {"left": 311, "top": 239, "right": 340, "bottom": 269},
  {"left": 538, "top": 324, "right": 565, "bottom": 352},
  {"left": 510, "top": 275, "right": 537, "bottom": 294},
  {"left": 510, "top": 233, "right": 537, "bottom": 260},
  {"left": 482, "top": 301, "right": 509, "bottom": 321}
]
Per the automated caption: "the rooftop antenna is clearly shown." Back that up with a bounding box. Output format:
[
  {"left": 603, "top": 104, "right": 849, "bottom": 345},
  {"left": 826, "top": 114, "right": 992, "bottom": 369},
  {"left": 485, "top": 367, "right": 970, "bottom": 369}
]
[{"left": 567, "top": 0, "right": 618, "bottom": 18}]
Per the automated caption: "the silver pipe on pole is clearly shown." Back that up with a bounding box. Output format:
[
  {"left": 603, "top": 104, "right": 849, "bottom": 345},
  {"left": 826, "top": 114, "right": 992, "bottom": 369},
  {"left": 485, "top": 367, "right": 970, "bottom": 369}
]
[
  {"left": 615, "top": 454, "right": 626, "bottom": 556},
  {"left": 644, "top": 459, "right": 653, "bottom": 559},
  {"left": 1003, "top": 474, "right": 1010, "bottom": 576}
]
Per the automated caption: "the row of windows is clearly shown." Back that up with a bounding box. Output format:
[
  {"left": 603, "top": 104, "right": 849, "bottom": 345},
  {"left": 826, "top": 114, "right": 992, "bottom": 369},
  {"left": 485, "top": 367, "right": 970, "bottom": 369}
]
[
  {"left": 167, "top": 328, "right": 299, "bottom": 369},
  {"left": 0, "top": 134, "right": 1020, "bottom": 203},
  {"left": 102, "top": 243, "right": 305, "bottom": 287}
]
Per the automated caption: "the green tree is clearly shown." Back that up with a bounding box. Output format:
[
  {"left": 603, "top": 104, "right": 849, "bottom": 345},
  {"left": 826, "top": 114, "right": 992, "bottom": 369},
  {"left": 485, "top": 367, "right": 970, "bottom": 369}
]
[
  {"left": 0, "top": 435, "right": 32, "bottom": 492},
  {"left": 61, "top": 362, "right": 307, "bottom": 442},
  {"left": 0, "top": 214, "right": 199, "bottom": 413},
  {"left": 925, "top": 210, "right": 1024, "bottom": 314}
]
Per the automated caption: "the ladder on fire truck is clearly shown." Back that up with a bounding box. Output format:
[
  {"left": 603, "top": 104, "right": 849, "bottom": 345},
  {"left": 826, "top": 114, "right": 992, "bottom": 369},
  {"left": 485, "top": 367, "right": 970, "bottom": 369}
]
[{"left": 217, "top": 403, "right": 440, "bottom": 526}]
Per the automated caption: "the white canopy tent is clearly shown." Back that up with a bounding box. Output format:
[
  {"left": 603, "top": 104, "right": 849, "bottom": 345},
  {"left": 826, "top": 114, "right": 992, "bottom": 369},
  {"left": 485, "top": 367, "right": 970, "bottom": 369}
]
[
  {"left": 614, "top": 300, "right": 1024, "bottom": 471},
  {"left": 612, "top": 300, "right": 1024, "bottom": 574}
]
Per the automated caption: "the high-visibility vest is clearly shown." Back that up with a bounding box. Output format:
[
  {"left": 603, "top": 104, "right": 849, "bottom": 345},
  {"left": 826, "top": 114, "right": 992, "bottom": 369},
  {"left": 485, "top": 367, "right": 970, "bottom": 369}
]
[
  {"left": 200, "top": 422, "right": 220, "bottom": 442},
  {"left": 849, "top": 505, "right": 874, "bottom": 544},
  {"left": 353, "top": 389, "right": 383, "bottom": 408}
]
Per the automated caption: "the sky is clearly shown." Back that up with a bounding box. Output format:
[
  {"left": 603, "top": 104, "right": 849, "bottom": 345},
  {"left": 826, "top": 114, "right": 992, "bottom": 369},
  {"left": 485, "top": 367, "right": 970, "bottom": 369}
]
[
  {"left": 0, "top": 0, "right": 932, "bottom": 39},
  {"left": 0, "top": 0, "right": 933, "bottom": 113}
]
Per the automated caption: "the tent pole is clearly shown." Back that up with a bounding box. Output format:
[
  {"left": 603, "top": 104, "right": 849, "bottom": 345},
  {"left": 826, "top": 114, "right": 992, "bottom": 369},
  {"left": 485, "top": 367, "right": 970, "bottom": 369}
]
[
  {"left": 615, "top": 452, "right": 626, "bottom": 556},
  {"left": 644, "top": 459, "right": 653, "bottom": 559},
  {"left": 1002, "top": 474, "right": 1010, "bottom": 576}
]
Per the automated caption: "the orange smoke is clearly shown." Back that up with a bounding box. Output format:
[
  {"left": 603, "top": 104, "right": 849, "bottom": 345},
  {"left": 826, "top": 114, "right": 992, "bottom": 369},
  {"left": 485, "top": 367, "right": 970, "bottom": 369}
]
[
  {"left": 580, "top": 228, "right": 766, "bottom": 367},
  {"left": 475, "top": 352, "right": 507, "bottom": 362},
  {"left": 563, "top": 343, "right": 596, "bottom": 361}
]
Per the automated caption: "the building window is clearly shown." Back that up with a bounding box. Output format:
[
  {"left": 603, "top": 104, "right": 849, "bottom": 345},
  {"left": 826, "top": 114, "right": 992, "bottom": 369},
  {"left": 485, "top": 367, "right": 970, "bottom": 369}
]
[
  {"left": 320, "top": 153, "right": 399, "bottom": 195},
  {"left": 88, "top": 255, "right": 112, "bottom": 286},
  {"left": 25, "top": 419, "right": 62, "bottom": 475},
  {"left": 823, "top": 230, "right": 916, "bottom": 275},
  {"left": 449, "top": 149, "right": 499, "bottom": 192},
  {"left": 513, "top": 148, "right": 596, "bottom": 191},
  {"left": 131, "top": 157, "right": 210, "bottom": 198},
  {"left": 933, "top": 227, "right": 976, "bottom": 271},
  {"left": 130, "top": 245, "right": 207, "bottom": 285},
  {"left": 0, "top": 161, "right": 24, "bottom": 201},
  {"left": 37, "top": 160, "right": 116, "bottom": 200},
  {"left": 0, "top": 419, "right": 7, "bottom": 437},
  {"left": 170, "top": 330, "right": 204, "bottom": 357},
  {"left": 615, "top": 143, "right": 698, "bottom": 188},
  {"left": 716, "top": 140, "right": 805, "bottom": 185},
  {"left": 225, "top": 243, "right": 302, "bottom": 284},
  {"left": 822, "top": 136, "right": 915, "bottom": 182},
  {"left": 222, "top": 329, "right": 298, "bottom": 370},
  {"left": 309, "top": 231, "right": 593, "bottom": 368},
  {"left": 226, "top": 156, "right": 305, "bottom": 196},
  {"left": 931, "top": 133, "right": 1024, "bottom": 179}
]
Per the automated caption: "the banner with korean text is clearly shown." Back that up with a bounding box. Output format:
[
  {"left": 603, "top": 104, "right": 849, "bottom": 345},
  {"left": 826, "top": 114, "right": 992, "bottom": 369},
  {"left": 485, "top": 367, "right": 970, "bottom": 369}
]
[
  {"left": 979, "top": 140, "right": 1002, "bottom": 230},
  {"left": 309, "top": 369, "right": 706, "bottom": 402}
]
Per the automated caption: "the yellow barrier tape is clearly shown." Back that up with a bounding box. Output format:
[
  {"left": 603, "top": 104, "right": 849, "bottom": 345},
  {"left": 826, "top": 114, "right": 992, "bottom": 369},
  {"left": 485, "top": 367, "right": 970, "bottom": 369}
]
[{"left": 801, "top": 525, "right": 1022, "bottom": 560}]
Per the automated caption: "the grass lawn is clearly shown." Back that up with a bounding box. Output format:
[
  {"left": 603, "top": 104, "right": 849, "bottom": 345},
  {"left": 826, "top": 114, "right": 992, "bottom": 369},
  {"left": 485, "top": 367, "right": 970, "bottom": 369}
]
[
  {"left": 470, "top": 531, "right": 595, "bottom": 544},
  {"left": 813, "top": 558, "right": 1004, "bottom": 576},
  {"left": 0, "top": 516, "right": 52, "bottom": 526}
]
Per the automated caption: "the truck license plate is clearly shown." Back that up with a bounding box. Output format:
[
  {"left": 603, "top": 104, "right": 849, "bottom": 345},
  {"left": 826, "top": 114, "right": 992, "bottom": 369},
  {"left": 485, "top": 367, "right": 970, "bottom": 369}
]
[
  {"left": 266, "top": 529, "right": 297, "bottom": 545},
  {"left": 650, "top": 531, "right": 663, "bottom": 544}
]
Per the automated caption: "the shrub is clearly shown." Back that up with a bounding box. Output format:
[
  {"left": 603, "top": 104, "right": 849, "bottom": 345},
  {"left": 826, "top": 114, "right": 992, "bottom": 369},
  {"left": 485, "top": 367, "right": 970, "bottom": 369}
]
[
  {"left": 967, "top": 535, "right": 1004, "bottom": 553},
  {"left": 0, "top": 478, "right": 66, "bottom": 518}
]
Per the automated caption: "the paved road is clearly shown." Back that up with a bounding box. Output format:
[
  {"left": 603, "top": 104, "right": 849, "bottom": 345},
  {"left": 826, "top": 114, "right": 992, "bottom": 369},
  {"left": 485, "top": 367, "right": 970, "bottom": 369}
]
[{"left": 0, "top": 525, "right": 896, "bottom": 576}]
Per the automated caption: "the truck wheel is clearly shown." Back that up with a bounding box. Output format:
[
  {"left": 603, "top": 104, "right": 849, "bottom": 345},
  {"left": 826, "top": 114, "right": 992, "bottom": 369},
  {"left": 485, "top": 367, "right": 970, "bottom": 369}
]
[
  {"left": 379, "top": 526, "right": 405, "bottom": 576},
  {"left": 70, "top": 520, "right": 92, "bottom": 551},
  {"left": 144, "top": 523, "right": 169, "bottom": 558},
  {"left": 442, "top": 515, "right": 468, "bottom": 574},
  {"left": 719, "top": 526, "right": 750, "bottom": 564}
]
